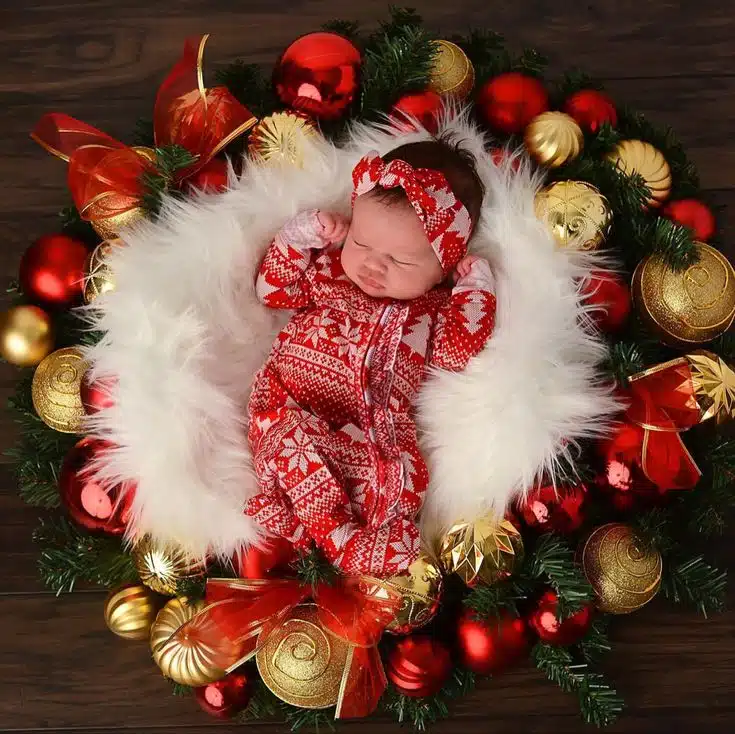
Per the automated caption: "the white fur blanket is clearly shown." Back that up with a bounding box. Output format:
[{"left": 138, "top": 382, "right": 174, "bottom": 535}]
[{"left": 81, "top": 109, "right": 619, "bottom": 561}]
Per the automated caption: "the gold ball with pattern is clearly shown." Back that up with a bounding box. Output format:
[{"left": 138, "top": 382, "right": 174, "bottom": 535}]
[
  {"left": 104, "top": 583, "right": 160, "bottom": 641},
  {"left": 84, "top": 240, "right": 120, "bottom": 304},
  {"left": 248, "top": 111, "right": 319, "bottom": 167},
  {"left": 606, "top": 139, "right": 671, "bottom": 208},
  {"left": 31, "top": 346, "right": 88, "bottom": 433},
  {"left": 525, "top": 111, "right": 584, "bottom": 168},
  {"left": 427, "top": 40, "right": 475, "bottom": 101},
  {"left": 131, "top": 535, "right": 205, "bottom": 596}
]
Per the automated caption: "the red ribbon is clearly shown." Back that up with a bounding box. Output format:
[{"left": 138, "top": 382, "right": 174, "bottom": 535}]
[{"left": 170, "top": 575, "right": 400, "bottom": 718}]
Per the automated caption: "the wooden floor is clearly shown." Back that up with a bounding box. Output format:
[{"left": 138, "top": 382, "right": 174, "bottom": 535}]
[{"left": 1, "top": 1, "right": 734, "bottom": 732}]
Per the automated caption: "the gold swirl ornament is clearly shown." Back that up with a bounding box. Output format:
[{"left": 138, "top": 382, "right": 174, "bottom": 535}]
[
  {"left": 580, "top": 523, "right": 662, "bottom": 614},
  {"left": 31, "top": 346, "right": 88, "bottom": 433},
  {"left": 427, "top": 40, "right": 475, "bottom": 101},
  {"left": 606, "top": 139, "right": 672, "bottom": 208},
  {"left": 84, "top": 240, "right": 121, "bottom": 304},
  {"left": 104, "top": 584, "right": 159, "bottom": 641},
  {"left": 525, "top": 111, "right": 584, "bottom": 168},
  {"left": 131, "top": 535, "right": 206, "bottom": 596},
  {"left": 248, "top": 112, "right": 319, "bottom": 167}
]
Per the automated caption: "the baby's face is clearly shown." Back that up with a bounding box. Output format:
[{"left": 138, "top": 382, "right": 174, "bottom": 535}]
[{"left": 341, "top": 194, "right": 444, "bottom": 300}]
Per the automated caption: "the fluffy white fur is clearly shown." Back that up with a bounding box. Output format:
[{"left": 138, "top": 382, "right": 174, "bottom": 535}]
[{"left": 81, "top": 108, "right": 621, "bottom": 561}]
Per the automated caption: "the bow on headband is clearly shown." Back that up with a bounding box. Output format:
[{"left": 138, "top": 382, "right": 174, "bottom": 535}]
[{"left": 351, "top": 151, "right": 473, "bottom": 273}]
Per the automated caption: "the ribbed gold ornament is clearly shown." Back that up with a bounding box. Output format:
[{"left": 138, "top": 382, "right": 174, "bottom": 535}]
[
  {"left": 525, "top": 112, "right": 583, "bottom": 168},
  {"left": 0, "top": 305, "right": 54, "bottom": 367},
  {"left": 632, "top": 242, "right": 735, "bottom": 346},
  {"left": 131, "top": 535, "right": 205, "bottom": 596},
  {"left": 580, "top": 523, "right": 662, "bottom": 614},
  {"left": 256, "top": 603, "right": 350, "bottom": 709},
  {"left": 84, "top": 240, "right": 120, "bottom": 304},
  {"left": 104, "top": 583, "right": 159, "bottom": 641},
  {"left": 427, "top": 40, "right": 475, "bottom": 101},
  {"left": 439, "top": 515, "right": 524, "bottom": 587},
  {"left": 248, "top": 111, "right": 319, "bottom": 167},
  {"left": 534, "top": 180, "right": 613, "bottom": 251},
  {"left": 606, "top": 139, "right": 671, "bottom": 208},
  {"left": 31, "top": 346, "right": 88, "bottom": 433}
]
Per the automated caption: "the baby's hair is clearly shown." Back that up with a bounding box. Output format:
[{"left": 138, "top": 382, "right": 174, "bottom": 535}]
[{"left": 372, "top": 134, "right": 485, "bottom": 231}]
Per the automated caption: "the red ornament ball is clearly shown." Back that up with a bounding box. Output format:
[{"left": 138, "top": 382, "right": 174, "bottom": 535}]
[
  {"left": 476, "top": 73, "right": 548, "bottom": 135},
  {"left": 517, "top": 483, "right": 587, "bottom": 534},
  {"left": 564, "top": 89, "right": 618, "bottom": 133},
  {"left": 59, "top": 437, "right": 135, "bottom": 535},
  {"left": 662, "top": 199, "right": 716, "bottom": 242},
  {"left": 233, "top": 536, "right": 296, "bottom": 579},
  {"left": 456, "top": 608, "right": 529, "bottom": 676},
  {"left": 187, "top": 159, "right": 229, "bottom": 193},
  {"left": 528, "top": 589, "right": 594, "bottom": 646},
  {"left": 392, "top": 90, "right": 444, "bottom": 134},
  {"left": 80, "top": 372, "right": 116, "bottom": 415},
  {"left": 19, "top": 234, "right": 89, "bottom": 308},
  {"left": 194, "top": 671, "right": 254, "bottom": 719},
  {"left": 274, "top": 32, "right": 361, "bottom": 120},
  {"left": 386, "top": 636, "right": 452, "bottom": 698},
  {"left": 582, "top": 271, "right": 632, "bottom": 332}
]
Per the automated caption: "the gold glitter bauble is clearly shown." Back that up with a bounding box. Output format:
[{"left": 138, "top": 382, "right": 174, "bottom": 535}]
[
  {"left": 534, "top": 180, "right": 612, "bottom": 250},
  {"left": 687, "top": 350, "right": 735, "bottom": 425},
  {"left": 256, "top": 603, "right": 350, "bottom": 709},
  {"left": 364, "top": 554, "right": 443, "bottom": 634},
  {"left": 439, "top": 515, "right": 524, "bottom": 587},
  {"left": 104, "top": 583, "right": 159, "bottom": 641},
  {"left": 428, "top": 40, "right": 475, "bottom": 101},
  {"left": 632, "top": 242, "right": 735, "bottom": 346},
  {"left": 131, "top": 535, "right": 205, "bottom": 596},
  {"left": 31, "top": 346, "right": 88, "bottom": 433},
  {"left": 606, "top": 139, "right": 672, "bottom": 208},
  {"left": 150, "top": 597, "right": 230, "bottom": 686},
  {"left": 0, "top": 305, "right": 54, "bottom": 367},
  {"left": 525, "top": 112, "right": 584, "bottom": 168},
  {"left": 248, "top": 111, "right": 319, "bottom": 167},
  {"left": 84, "top": 240, "right": 120, "bottom": 304},
  {"left": 580, "top": 523, "right": 662, "bottom": 614}
]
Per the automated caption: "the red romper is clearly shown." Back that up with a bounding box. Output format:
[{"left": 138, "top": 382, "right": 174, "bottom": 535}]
[{"left": 245, "top": 209, "right": 497, "bottom": 576}]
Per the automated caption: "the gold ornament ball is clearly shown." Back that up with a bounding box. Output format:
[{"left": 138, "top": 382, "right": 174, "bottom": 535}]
[
  {"left": 31, "top": 346, "right": 88, "bottom": 433},
  {"left": 580, "top": 523, "right": 662, "bottom": 614},
  {"left": 632, "top": 242, "right": 735, "bottom": 346},
  {"left": 535, "top": 180, "right": 613, "bottom": 251},
  {"left": 525, "top": 111, "right": 584, "bottom": 168},
  {"left": 428, "top": 40, "right": 475, "bottom": 101},
  {"left": 150, "top": 596, "right": 233, "bottom": 686},
  {"left": 104, "top": 583, "right": 159, "bottom": 641},
  {"left": 0, "top": 305, "right": 54, "bottom": 367},
  {"left": 606, "top": 139, "right": 672, "bottom": 208},
  {"left": 256, "top": 603, "right": 350, "bottom": 709},
  {"left": 248, "top": 111, "right": 319, "bottom": 167},
  {"left": 365, "top": 554, "right": 444, "bottom": 635},
  {"left": 439, "top": 515, "right": 524, "bottom": 587},
  {"left": 131, "top": 535, "right": 205, "bottom": 596},
  {"left": 84, "top": 240, "right": 120, "bottom": 304}
]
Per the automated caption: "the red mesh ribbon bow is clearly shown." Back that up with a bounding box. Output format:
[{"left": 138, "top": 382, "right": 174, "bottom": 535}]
[{"left": 167, "top": 575, "right": 400, "bottom": 718}]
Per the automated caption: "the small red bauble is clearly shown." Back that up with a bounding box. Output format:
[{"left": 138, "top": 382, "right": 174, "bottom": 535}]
[
  {"left": 19, "top": 234, "right": 89, "bottom": 308},
  {"left": 80, "top": 372, "right": 117, "bottom": 415},
  {"left": 476, "top": 73, "right": 549, "bottom": 135},
  {"left": 59, "top": 437, "right": 134, "bottom": 534},
  {"left": 563, "top": 90, "right": 618, "bottom": 133},
  {"left": 528, "top": 589, "right": 594, "bottom": 646},
  {"left": 386, "top": 636, "right": 452, "bottom": 698},
  {"left": 582, "top": 271, "right": 632, "bottom": 332},
  {"left": 187, "top": 159, "right": 229, "bottom": 193},
  {"left": 456, "top": 608, "right": 529, "bottom": 676},
  {"left": 392, "top": 90, "right": 444, "bottom": 134},
  {"left": 274, "top": 32, "right": 361, "bottom": 120},
  {"left": 232, "top": 536, "right": 296, "bottom": 579},
  {"left": 517, "top": 483, "right": 587, "bottom": 534},
  {"left": 662, "top": 199, "right": 716, "bottom": 242},
  {"left": 194, "top": 671, "right": 254, "bottom": 719}
]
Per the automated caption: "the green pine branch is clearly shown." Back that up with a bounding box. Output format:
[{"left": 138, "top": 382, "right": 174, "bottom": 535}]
[
  {"left": 511, "top": 47, "right": 548, "bottom": 77},
  {"left": 321, "top": 19, "right": 362, "bottom": 43},
  {"left": 237, "top": 681, "right": 283, "bottom": 722},
  {"left": 284, "top": 706, "right": 336, "bottom": 732},
  {"left": 577, "top": 617, "right": 612, "bottom": 665},
  {"left": 214, "top": 60, "right": 277, "bottom": 118},
  {"left": 293, "top": 547, "right": 337, "bottom": 589},
  {"left": 169, "top": 680, "right": 192, "bottom": 697},
  {"left": 450, "top": 29, "right": 510, "bottom": 84},
  {"left": 464, "top": 578, "right": 529, "bottom": 618},
  {"left": 59, "top": 205, "right": 100, "bottom": 246},
  {"left": 662, "top": 555, "right": 727, "bottom": 618},
  {"left": 140, "top": 145, "right": 198, "bottom": 217},
  {"left": 375, "top": 6, "right": 425, "bottom": 40},
  {"left": 132, "top": 117, "right": 155, "bottom": 147},
  {"left": 551, "top": 70, "right": 604, "bottom": 107}
]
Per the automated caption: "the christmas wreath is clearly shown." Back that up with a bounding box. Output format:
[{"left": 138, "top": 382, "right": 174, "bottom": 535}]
[{"left": 4, "top": 7, "right": 734, "bottom": 730}]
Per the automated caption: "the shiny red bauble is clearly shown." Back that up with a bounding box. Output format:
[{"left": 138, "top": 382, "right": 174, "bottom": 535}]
[
  {"left": 194, "top": 671, "right": 254, "bottom": 719},
  {"left": 476, "top": 73, "right": 549, "bottom": 135},
  {"left": 187, "top": 158, "right": 229, "bottom": 193},
  {"left": 80, "top": 372, "right": 117, "bottom": 415},
  {"left": 563, "top": 89, "right": 618, "bottom": 133},
  {"left": 386, "top": 636, "right": 452, "bottom": 698},
  {"left": 274, "top": 32, "right": 361, "bottom": 120},
  {"left": 517, "top": 483, "right": 587, "bottom": 534},
  {"left": 392, "top": 90, "right": 444, "bottom": 134},
  {"left": 232, "top": 536, "right": 297, "bottom": 579},
  {"left": 528, "top": 589, "right": 594, "bottom": 646},
  {"left": 19, "top": 234, "right": 89, "bottom": 308},
  {"left": 662, "top": 199, "right": 716, "bottom": 242},
  {"left": 59, "top": 437, "right": 134, "bottom": 534},
  {"left": 582, "top": 271, "right": 632, "bottom": 332},
  {"left": 456, "top": 608, "right": 529, "bottom": 676}
]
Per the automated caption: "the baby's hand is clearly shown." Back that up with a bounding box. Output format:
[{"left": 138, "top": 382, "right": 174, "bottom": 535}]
[
  {"left": 453, "top": 255, "right": 495, "bottom": 292},
  {"left": 316, "top": 211, "right": 351, "bottom": 247},
  {"left": 454, "top": 254, "right": 482, "bottom": 281}
]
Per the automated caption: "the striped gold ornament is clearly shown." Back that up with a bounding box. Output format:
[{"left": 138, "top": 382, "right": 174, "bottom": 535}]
[
  {"left": 525, "top": 111, "right": 583, "bottom": 168},
  {"left": 104, "top": 584, "right": 159, "bottom": 641},
  {"left": 606, "top": 139, "right": 672, "bottom": 208}
]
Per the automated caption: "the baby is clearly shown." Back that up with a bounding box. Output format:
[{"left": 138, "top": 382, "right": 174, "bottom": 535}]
[{"left": 246, "top": 138, "right": 497, "bottom": 577}]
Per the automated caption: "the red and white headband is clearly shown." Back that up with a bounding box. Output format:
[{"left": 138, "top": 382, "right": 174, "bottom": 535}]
[{"left": 351, "top": 150, "right": 473, "bottom": 273}]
